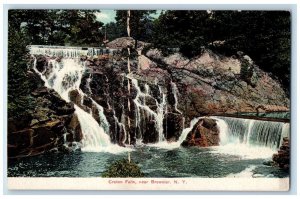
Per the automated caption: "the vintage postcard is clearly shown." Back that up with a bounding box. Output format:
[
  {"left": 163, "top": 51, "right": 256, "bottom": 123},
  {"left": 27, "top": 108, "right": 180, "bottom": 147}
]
[{"left": 7, "top": 9, "right": 291, "bottom": 191}]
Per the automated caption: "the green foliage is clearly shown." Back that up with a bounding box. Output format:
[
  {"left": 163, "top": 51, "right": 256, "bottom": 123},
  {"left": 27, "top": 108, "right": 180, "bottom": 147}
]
[
  {"left": 9, "top": 10, "right": 104, "bottom": 46},
  {"left": 152, "top": 10, "right": 211, "bottom": 58},
  {"left": 63, "top": 10, "right": 104, "bottom": 46},
  {"left": 8, "top": 10, "right": 37, "bottom": 118},
  {"left": 209, "top": 11, "right": 291, "bottom": 93},
  {"left": 102, "top": 159, "right": 144, "bottom": 177},
  {"left": 8, "top": 9, "right": 291, "bottom": 120},
  {"left": 115, "top": 10, "right": 156, "bottom": 44},
  {"left": 152, "top": 10, "right": 291, "bottom": 93},
  {"left": 105, "top": 22, "right": 127, "bottom": 42},
  {"left": 8, "top": 10, "right": 105, "bottom": 118}
]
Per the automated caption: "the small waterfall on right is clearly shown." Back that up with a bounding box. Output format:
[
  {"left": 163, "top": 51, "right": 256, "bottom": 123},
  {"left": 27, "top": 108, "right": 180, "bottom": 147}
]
[
  {"left": 216, "top": 117, "right": 289, "bottom": 149},
  {"left": 212, "top": 116, "right": 290, "bottom": 159}
]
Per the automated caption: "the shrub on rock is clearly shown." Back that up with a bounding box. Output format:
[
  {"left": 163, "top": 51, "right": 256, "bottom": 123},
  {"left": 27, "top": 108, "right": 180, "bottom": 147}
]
[{"left": 102, "top": 159, "right": 144, "bottom": 177}]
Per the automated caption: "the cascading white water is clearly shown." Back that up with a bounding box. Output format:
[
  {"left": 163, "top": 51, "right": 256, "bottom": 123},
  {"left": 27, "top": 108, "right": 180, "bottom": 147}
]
[
  {"left": 147, "top": 117, "right": 203, "bottom": 149},
  {"left": 75, "top": 105, "right": 111, "bottom": 149},
  {"left": 214, "top": 118, "right": 229, "bottom": 146},
  {"left": 170, "top": 81, "right": 182, "bottom": 114},
  {"left": 31, "top": 47, "right": 290, "bottom": 159},
  {"left": 215, "top": 116, "right": 286, "bottom": 149},
  {"left": 280, "top": 123, "right": 290, "bottom": 146},
  {"left": 129, "top": 77, "right": 167, "bottom": 143},
  {"left": 30, "top": 46, "right": 88, "bottom": 58},
  {"left": 210, "top": 116, "right": 290, "bottom": 159},
  {"left": 29, "top": 45, "right": 117, "bottom": 58},
  {"left": 148, "top": 113, "right": 289, "bottom": 160},
  {"left": 32, "top": 55, "right": 129, "bottom": 153},
  {"left": 92, "top": 100, "right": 110, "bottom": 134},
  {"left": 85, "top": 73, "right": 93, "bottom": 95}
]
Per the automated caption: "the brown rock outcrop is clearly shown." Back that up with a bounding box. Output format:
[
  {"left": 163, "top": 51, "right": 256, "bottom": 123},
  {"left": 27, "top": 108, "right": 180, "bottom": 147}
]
[
  {"left": 272, "top": 137, "right": 290, "bottom": 170},
  {"left": 8, "top": 87, "right": 82, "bottom": 158},
  {"left": 181, "top": 118, "right": 220, "bottom": 147}
]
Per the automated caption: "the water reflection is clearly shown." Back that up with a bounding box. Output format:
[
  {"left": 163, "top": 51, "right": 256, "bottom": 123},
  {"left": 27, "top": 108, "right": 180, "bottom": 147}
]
[{"left": 8, "top": 146, "right": 289, "bottom": 178}]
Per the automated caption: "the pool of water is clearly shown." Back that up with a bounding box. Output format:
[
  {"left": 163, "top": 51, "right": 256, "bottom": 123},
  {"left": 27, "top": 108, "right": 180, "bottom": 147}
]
[{"left": 8, "top": 146, "right": 288, "bottom": 178}]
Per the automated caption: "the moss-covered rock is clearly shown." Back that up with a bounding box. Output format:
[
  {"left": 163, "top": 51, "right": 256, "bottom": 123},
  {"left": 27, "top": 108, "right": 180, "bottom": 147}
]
[{"left": 102, "top": 158, "right": 144, "bottom": 178}]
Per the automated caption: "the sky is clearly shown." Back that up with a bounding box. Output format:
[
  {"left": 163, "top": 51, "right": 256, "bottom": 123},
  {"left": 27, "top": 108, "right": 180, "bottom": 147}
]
[
  {"left": 95, "top": 10, "right": 162, "bottom": 24},
  {"left": 94, "top": 10, "right": 117, "bottom": 24}
]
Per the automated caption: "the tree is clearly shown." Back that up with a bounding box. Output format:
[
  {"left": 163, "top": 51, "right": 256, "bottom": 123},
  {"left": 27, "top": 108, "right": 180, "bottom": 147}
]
[
  {"left": 7, "top": 10, "right": 105, "bottom": 117},
  {"left": 8, "top": 10, "right": 38, "bottom": 117},
  {"left": 209, "top": 11, "right": 291, "bottom": 94},
  {"left": 115, "top": 10, "right": 156, "bottom": 47},
  {"left": 105, "top": 22, "right": 127, "bottom": 42},
  {"left": 64, "top": 10, "right": 104, "bottom": 46},
  {"left": 152, "top": 10, "right": 291, "bottom": 93},
  {"left": 152, "top": 10, "right": 211, "bottom": 57}
]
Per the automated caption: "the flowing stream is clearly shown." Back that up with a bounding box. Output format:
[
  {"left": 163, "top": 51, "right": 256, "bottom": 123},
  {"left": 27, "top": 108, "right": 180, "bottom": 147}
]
[
  {"left": 32, "top": 55, "right": 129, "bottom": 153},
  {"left": 17, "top": 46, "right": 291, "bottom": 178}
]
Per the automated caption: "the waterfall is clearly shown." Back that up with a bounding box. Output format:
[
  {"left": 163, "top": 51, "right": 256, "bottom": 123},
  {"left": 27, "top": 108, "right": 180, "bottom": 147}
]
[
  {"left": 86, "top": 73, "right": 93, "bottom": 95},
  {"left": 280, "top": 123, "right": 290, "bottom": 146},
  {"left": 32, "top": 56, "right": 128, "bottom": 153},
  {"left": 210, "top": 116, "right": 290, "bottom": 159},
  {"left": 92, "top": 100, "right": 110, "bottom": 134},
  {"left": 214, "top": 116, "right": 287, "bottom": 149},
  {"left": 147, "top": 117, "right": 203, "bottom": 149},
  {"left": 128, "top": 76, "right": 167, "bottom": 143},
  {"left": 170, "top": 81, "right": 182, "bottom": 114},
  {"left": 176, "top": 117, "right": 202, "bottom": 144},
  {"left": 214, "top": 118, "right": 229, "bottom": 146},
  {"left": 29, "top": 45, "right": 117, "bottom": 58}
]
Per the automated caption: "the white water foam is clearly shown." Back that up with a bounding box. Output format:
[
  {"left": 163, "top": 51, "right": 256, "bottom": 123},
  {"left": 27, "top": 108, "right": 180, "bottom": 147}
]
[
  {"left": 170, "top": 81, "right": 182, "bottom": 114},
  {"left": 211, "top": 117, "right": 280, "bottom": 159},
  {"left": 226, "top": 165, "right": 257, "bottom": 178},
  {"left": 129, "top": 76, "right": 167, "bottom": 143},
  {"left": 148, "top": 117, "right": 202, "bottom": 149},
  {"left": 280, "top": 123, "right": 290, "bottom": 146},
  {"left": 210, "top": 144, "right": 276, "bottom": 160},
  {"left": 32, "top": 56, "right": 129, "bottom": 153}
]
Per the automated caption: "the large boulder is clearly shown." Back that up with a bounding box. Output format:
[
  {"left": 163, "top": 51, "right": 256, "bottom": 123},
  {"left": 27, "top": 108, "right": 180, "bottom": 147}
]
[
  {"left": 106, "top": 37, "right": 150, "bottom": 50},
  {"left": 181, "top": 118, "right": 220, "bottom": 147}
]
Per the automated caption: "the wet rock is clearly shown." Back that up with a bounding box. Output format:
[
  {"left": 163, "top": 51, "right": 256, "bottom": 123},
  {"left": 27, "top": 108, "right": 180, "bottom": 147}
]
[
  {"left": 163, "top": 113, "right": 184, "bottom": 141},
  {"left": 69, "top": 89, "right": 82, "bottom": 106},
  {"left": 35, "top": 55, "right": 47, "bottom": 72},
  {"left": 68, "top": 114, "right": 83, "bottom": 142},
  {"left": 8, "top": 129, "right": 34, "bottom": 154},
  {"left": 8, "top": 87, "right": 82, "bottom": 158},
  {"left": 181, "top": 118, "right": 220, "bottom": 147},
  {"left": 13, "top": 38, "right": 290, "bottom": 152},
  {"left": 142, "top": 120, "right": 158, "bottom": 144},
  {"left": 272, "top": 137, "right": 290, "bottom": 171}
]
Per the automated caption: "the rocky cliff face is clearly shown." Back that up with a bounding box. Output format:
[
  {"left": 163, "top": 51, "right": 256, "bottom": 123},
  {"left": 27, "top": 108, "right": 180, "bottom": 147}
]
[
  {"left": 80, "top": 44, "right": 288, "bottom": 146},
  {"left": 8, "top": 85, "right": 82, "bottom": 158},
  {"left": 8, "top": 58, "right": 83, "bottom": 158},
  {"left": 7, "top": 38, "right": 290, "bottom": 157}
]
